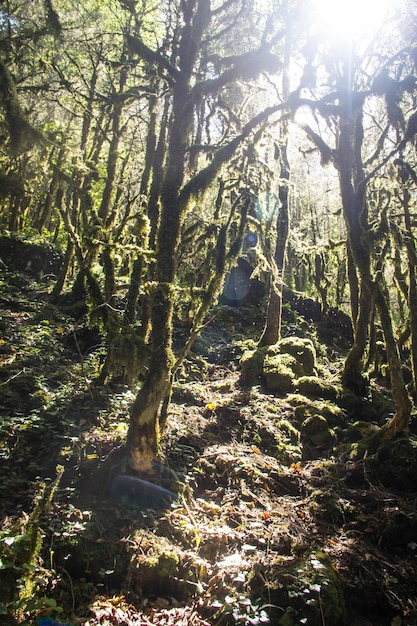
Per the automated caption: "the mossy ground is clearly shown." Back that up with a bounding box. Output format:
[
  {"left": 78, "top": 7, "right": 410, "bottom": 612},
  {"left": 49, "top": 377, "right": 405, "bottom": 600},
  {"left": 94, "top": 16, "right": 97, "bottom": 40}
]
[{"left": 0, "top": 272, "right": 417, "bottom": 625}]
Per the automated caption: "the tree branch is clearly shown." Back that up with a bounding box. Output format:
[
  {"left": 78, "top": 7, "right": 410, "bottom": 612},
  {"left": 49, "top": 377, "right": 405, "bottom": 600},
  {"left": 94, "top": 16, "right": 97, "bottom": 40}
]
[
  {"left": 126, "top": 35, "right": 180, "bottom": 83},
  {"left": 179, "top": 102, "right": 284, "bottom": 207},
  {"left": 299, "top": 124, "right": 334, "bottom": 165}
]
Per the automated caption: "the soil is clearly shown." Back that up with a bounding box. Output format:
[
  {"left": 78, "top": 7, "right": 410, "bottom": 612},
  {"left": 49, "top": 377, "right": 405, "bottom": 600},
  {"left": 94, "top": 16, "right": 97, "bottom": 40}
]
[{"left": 0, "top": 269, "right": 417, "bottom": 626}]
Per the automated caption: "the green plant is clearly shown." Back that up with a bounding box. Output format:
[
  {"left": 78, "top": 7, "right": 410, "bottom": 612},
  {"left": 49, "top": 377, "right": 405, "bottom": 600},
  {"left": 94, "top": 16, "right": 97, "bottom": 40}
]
[{"left": 0, "top": 470, "right": 63, "bottom": 623}]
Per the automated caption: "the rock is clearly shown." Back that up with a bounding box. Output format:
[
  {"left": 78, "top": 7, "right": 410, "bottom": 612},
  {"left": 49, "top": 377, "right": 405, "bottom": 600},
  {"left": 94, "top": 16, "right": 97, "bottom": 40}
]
[
  {"left": 277, "top": 336, "right": 317, "bottom": 375},
  {"left": 301, "top": 415, "right": 336, "bottom": 449},
  {"left": 293, "top": 398, "right": 346, "bottom": 428},
  {"left": 240, "top": 337, "right": 317, "bottom": 391},
  {"left": 375, "top": 436, "right": 417, "bottom": 492},
  {"left": 296, "top": 375, "right": 342, "bottom": 400},
  {"left": 346, "top": 420, "right": 380, "bottom": 441},
  {"left": 283, "top": 288, "right": 322, "bottom": 322},
  {"left": 240, "top": 345, "right": 267, "bottom": 386},
  {"left": 263, "top": 353, "right": 301, "bottom": 392},
  {"left": 0, "top": 235, "right": 62, "bottom": 279},
  {"left": 318, "top": 306, "right": 353, "bottom": 345}
]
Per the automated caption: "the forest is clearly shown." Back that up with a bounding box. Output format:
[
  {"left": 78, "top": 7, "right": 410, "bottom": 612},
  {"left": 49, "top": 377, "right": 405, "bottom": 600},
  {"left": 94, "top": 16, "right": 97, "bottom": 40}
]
[{"left": 1, "top": 0, "right": 417, "bottom": 624}]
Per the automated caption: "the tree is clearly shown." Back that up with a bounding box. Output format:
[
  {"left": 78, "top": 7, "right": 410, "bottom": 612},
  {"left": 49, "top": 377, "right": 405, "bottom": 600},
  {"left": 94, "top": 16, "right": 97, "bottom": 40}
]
[
  {"left": 258, "top": 4, "right": 293, "bottom": 346},
  {"left": 125, "top": 0, "right": 286, "bottom": 471},
  {"left": 293, "top": 11, "right": 416, "bottom": 436}
]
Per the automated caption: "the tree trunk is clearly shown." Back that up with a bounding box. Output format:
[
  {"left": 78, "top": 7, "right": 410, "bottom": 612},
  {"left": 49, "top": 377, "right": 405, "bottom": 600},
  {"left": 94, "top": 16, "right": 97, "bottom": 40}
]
[
  {"left": 342, "top": 280, "right": 373, "bottom": 393},
  {"left": 126, "top": 2, "right": 208, "bottom": 471},
  {"left": 335, "top": 96, "right": 374, "bottom": 392},
  {"left": 50, "top": 238, "right": 74, "bottom": 302},
  {"left": 125, "top": 0, "right": 285, "bottom": 470},
  {"left": 347, "top": 242, "right": 359, "bottom": 327},
  {"left": 127, "top": 282, "right": 174, "bottom": 471},
  {"left": 258, "top": 25, "right": 291, "bottom": 347},
  {"left": 98, "top": 62, "right": 128, "bottom": 223},
  {"left": 374, "top": 280, "right": 411, "bottom": 437},
  {"left": 402, "top": 184, "right": 417, "bottom": 401}
]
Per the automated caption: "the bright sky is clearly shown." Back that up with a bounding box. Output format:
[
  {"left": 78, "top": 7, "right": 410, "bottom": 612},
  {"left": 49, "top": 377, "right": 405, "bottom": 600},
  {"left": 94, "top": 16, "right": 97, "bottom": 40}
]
[{"left": 312, "top": 0, "right": 391, "bottom": 42}]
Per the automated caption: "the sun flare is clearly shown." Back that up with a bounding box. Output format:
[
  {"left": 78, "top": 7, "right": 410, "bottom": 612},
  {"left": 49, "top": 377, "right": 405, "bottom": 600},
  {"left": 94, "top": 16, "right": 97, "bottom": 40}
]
[{"left": 312, "top": 0, "right": 390, "bottom": 42}]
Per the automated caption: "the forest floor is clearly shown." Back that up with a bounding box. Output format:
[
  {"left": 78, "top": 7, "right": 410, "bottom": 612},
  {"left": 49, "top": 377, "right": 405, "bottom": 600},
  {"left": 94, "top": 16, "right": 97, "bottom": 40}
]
[{"left": 1, "top": 268, "right": 417, "bottom": 626}]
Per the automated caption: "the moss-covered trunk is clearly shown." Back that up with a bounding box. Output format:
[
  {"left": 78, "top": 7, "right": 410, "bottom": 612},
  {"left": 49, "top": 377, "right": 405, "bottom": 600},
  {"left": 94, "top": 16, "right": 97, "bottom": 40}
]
[
  {"left": 337, "top": 102, "right": 374, "bottom": 393},
  {"left": 402, "top": 181, "right": 417, "bottom": 400},
  {"left": 259, "top": 153, "right": 289, "bottom": 346},
  {"left": 126, "top": 1, "right": 209, "bottom": 471},
  {"left": 127, "top": 282, "right": 174, "bottom": 471},
  {"left": 336, "top": 90, "right": 410, "bottom": 431},
  {"left": 259, "top": 27, "right": 291, "bottom": 347},
  {"left": 125, "top": 0, "right": 283, "bottom": 470},
  {"left": 374, "top": 280, "right": 411, "bottom": 438},
  {"left": 126, "top": 110, "right": 189, "bottom": 468}
]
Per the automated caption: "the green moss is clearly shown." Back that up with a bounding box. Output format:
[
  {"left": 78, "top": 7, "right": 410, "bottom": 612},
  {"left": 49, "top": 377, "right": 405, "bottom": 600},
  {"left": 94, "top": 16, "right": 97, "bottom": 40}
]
[
  {"left": 301, "top": 414, "right": 335, "bottom": 449},
  {"left": 132, "top": 546, "right": 181, "bottom": 594},
  {"left": 263, "top": 551, "right": 347, "bottom": 625},
  {"left": 296, "top": 375, "right": 342, "bottom": 400},
  {"left": 155, "top": 552, "right": 180, "bottom": 577},
  {"left": 240, "top": 346, "right": 268, "bottom": 386},
  {"left": 277, "top": 337, "right": 317, "bottom": 375},
  {"left": 240, "top": 337, "right": 317, "bottom": 391},
  {"left": 375, "top": 436, "right": 417, "bottom": 491},
  {"left": 274, "top": 419, "right": 302, "bottom": 463},
  {"left": 293, "top": 397, "right": 346, "bottom": 429},
  {"left": 263, "top": 353, "right": 301, "bottom": 392},
  {"left": 320, "top": 402, "right": 345, "bottom": 427},
  {"left": 346, "top": 420, "right": 380, "bottom": 441},
  {"left": 276, "top": 419, "right": 300, "bottom": 445},
  {"left": 287, "top": 393, "right": 311, "bottom": 407},
  {"left": 310, "top": 489, "right": 344, "bottom": 524}
]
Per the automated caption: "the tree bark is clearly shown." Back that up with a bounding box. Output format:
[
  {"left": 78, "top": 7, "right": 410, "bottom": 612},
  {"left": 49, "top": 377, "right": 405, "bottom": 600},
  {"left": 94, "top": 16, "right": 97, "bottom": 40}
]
[
  {"left": 126, "top": 1, "right": 209, "bottom": 471},
  {"left": 374, "top": 280, "right": 412, "bottom": 437},
  {"left": 258, "top": 24, "right": 291, "bottom": 347},
  {"left": 400, "top": 174, "right": 417, "bottom": 400}
]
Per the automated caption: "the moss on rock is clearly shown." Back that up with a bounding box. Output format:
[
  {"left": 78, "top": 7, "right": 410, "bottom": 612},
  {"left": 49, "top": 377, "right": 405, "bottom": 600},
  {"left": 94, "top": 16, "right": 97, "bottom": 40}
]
[
  {"left": 277, "top": 336, "right": 317, "bottom": 375},
  {"left": 274, "top": 418, "right": 302, "bottom": 463},
  {"left": 240, "top": 346, "right": 268, "bottom": 386},
  {"left": 296, "top": 375, "right": 342, "bottom": 400},
  {"left": 310, "top": 489, "right": 345, "bottom": 524},
  {"left": 375, "top": 436, "right": 417, "bottom": 491},
  {"left": 263, "top": 353, "right": 301, "bottom": 392},
  {"left": 240, "top": 337, "right": 317, "bottom": 390},
  {"left": 346, "top": 420, "right": 380, "bottom": 441},
  {"left": 293, "top": 397, "right": 346, "bottom": 429},
  {"left": 301, "top": 414, "right": 336, "bottom": 449}
]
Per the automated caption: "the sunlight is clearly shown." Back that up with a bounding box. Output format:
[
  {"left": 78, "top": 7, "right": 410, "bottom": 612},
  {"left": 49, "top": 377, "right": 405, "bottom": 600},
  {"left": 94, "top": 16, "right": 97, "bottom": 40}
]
[{"left": 312, "top": 0, "right": 390, "bottom": 42}]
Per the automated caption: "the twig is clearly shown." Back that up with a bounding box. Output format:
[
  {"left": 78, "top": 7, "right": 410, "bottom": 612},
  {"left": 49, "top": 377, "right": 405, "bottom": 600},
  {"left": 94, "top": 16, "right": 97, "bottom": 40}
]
[
  {"left": 58, "top": 566, "right": 76, "bottom": 616},
  {"left": 0, "top": 368, "right": 26, "bottom": 386}
]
